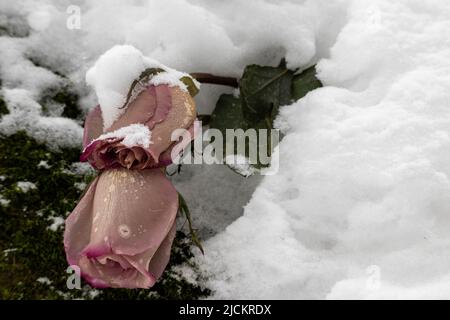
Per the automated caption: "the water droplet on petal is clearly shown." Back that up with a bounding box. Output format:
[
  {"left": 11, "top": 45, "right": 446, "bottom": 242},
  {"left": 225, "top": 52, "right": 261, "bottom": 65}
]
[{"left": 118, "top": 224, "right": 131, "bottom": 239}]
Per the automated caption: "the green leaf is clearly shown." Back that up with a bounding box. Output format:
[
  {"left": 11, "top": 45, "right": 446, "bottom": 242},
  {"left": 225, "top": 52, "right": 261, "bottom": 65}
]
[
  {"left": 210, "top": 94, "right": 273, "bottom": 174},
  {"left": 180, "top": 76, "right": 200, "bottom": 97},
  {"left": 210, "top": 94, "right": 247, "bottom": 132},
  {"left": 291, "top": 66, "right": 322, "bottom": 101},
  {"left": 209, "top": 95, "right": 253, "bottom": 171},
  {"left": 196, "top": 114, "right": 211, "bottom": 126},
  {"left": 209, "top": 59, "right": 322, "bottom": 176},
  {"left": 239, "top": 63, "right": 293, "bottom": 123}
]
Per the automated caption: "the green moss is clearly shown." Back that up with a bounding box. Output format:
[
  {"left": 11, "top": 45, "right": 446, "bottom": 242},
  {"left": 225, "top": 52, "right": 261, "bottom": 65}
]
[
  {"left": 0, "top": 132, "right": 209, "bottom": 300},
  {"left": 39, "top": 85, "right": 82, "bottom": 120}
]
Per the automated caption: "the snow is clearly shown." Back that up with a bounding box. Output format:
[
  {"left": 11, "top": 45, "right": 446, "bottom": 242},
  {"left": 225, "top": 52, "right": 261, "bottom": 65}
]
[
  {"left": 148, "top": 70, "right": 191, "bottom": 92},
  {"left": 85, "top": 45, "right": 148, "bottom": 129},
  {"left": 27, "top": 6, "right": 56, "bottom": 32},
  {"left": 91, "top": 123, "right": 152, "bottom": 149},
  {"left": 88, "top": 289, "right": 101, "bottom": 299},
  {"left": 1, "top": 0, "right": 450, "bottom": 299},
  {"left": 198, "top": 0, "right": 450, "bottom": 299},
  {"left": 66, "top": 162, "right": 96, "bottom": 176},
  {"left": 74, "top": 182, "right": 87, "bottom": 191},
  {"left": 224, "top": 155, "right": 256, "bottom": 177},
  {"left": 36, "top": 277, "right": 52, "bottom": 285},
  {"left": 0, "top": 195, "right": 10, "bottom": 207},
  {"left": 0, "top": 88, "right": 83, "bottom": 149},
  {"left": 37, "top": 160, "right": 50, "bottom": 169},
  {"left": 16, "top": 181, "right": 37, "bottom": 193},
  {"left": 47, "top": 216, "right": 64, "bottom": 231}
]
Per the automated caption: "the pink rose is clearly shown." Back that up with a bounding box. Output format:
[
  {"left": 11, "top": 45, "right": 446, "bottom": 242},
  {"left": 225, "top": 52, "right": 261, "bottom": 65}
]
[
  {"left": 64, "top": 83, "right": 197, "bottom": 288},
  {"left": 80, "top": 84, "right": 197, "bottom": 170}
]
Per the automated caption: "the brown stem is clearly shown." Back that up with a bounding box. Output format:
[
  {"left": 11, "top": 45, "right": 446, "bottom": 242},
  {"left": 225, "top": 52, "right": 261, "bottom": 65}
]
[{"left": 190, "top": 73, "right": 238, "bottom": 88}]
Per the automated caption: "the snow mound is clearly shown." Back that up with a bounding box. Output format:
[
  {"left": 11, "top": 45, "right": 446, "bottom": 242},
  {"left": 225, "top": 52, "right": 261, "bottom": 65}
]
[
  {"left": 0, "top": 88, "right": 82, "bottom": 149},
  {"left": 199, "top": 0, "right": 450, "bottom": 299}
]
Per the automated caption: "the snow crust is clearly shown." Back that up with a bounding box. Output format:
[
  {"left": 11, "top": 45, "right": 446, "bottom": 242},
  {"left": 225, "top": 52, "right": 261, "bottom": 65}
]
[{"left": 92, "top": 123, "right": 152, "bottom": 149}]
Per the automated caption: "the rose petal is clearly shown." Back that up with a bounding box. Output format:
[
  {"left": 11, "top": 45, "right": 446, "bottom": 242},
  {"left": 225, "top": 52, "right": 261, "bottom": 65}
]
[
  {"left": 147, "top": 85, "right": 172, "bottom": 129},
  {"left": 86, "top": 168, "right": 178, "bottom": 256},
  {"left": 78, "top": 253, "right": 155, "bottom": 289},
  {"left": 106, "top": 85, "right": 171, "bottom": 132},
  {"left": 64, "top": 177, "right": 100, "bottom": 266},
  {"left": 159, "top": 119, "right": 200, "bottom": 166},
  {"left": 146, "top": 220, "right": 176, "bottom": 279},
  {"left": 83, "top": 105, "right": 103, "bottom": 149},
  {"left": 147, "top": 86, "right": 196, "bottom": 162}
]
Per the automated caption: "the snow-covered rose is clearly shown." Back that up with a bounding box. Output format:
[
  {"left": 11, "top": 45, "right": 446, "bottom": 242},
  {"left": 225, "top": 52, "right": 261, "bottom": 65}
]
[
  {"left": 64, "top": 82, "right": 197, "bottom": 288},
  {"left": 80, "top": 84, "right": 196, "bottom": 170}
]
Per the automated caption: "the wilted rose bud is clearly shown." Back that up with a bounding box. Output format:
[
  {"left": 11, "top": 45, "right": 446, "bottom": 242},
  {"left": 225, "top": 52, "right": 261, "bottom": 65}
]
[{"left": 80, "top": 84, "right": 197, "bottom": 170}]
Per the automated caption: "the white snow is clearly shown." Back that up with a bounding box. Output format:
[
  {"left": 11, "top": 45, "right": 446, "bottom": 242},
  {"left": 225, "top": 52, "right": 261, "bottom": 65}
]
[
  {"left": 74, "top": 182, "right": 87, "bottom": 191},
  {"left": 47, "top": 216, "right": 64, "bottom": 231},
  {"left": 0, "top": 88, "right": 83, "bottom": 149},
  {"left": 224, "top": 155, "right": 256, "bottom": 178},
  {"left": 88, "top": 289, "right": 101, "bottom": 299},
  {"left": 2, "top": 0, "right": 450, "bottom": 299},
  {"left": 27, "top": 6, "right": 56, "bottom": 32},
  {"left": 148, "top": 70, "right": 190, "bottom": 92},
  {"left": 0, "top": 195, "right": 10, "bottom": 207},
  {"left": 37, "top": 160, "right": 50, "bottom": 169},
  {"left": 85, "top": 45, "right": 196, "bottom": 129},
  {"left": 85, "top": 45, "right": 149, "bottom": 129},
  {"left": 198, "top": 0, "right": 450, "bottom": 300},
  {"left": 36, "top": 277, "right": 52, "bottom": 285},
  {"left": 91, "top": 123, "right": 152, "bottom": 149},
  {"left": 66, "top": 162, "right": 96, "bottom": 176},
  {"left": 16, "top": 181, "right": 37, "bottom": 192}
]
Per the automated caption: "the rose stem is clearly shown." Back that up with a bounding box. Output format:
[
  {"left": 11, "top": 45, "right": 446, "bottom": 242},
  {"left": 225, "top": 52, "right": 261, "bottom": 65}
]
[{"left": 190, "top": 73, "right": 238, "bottom": 88}]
